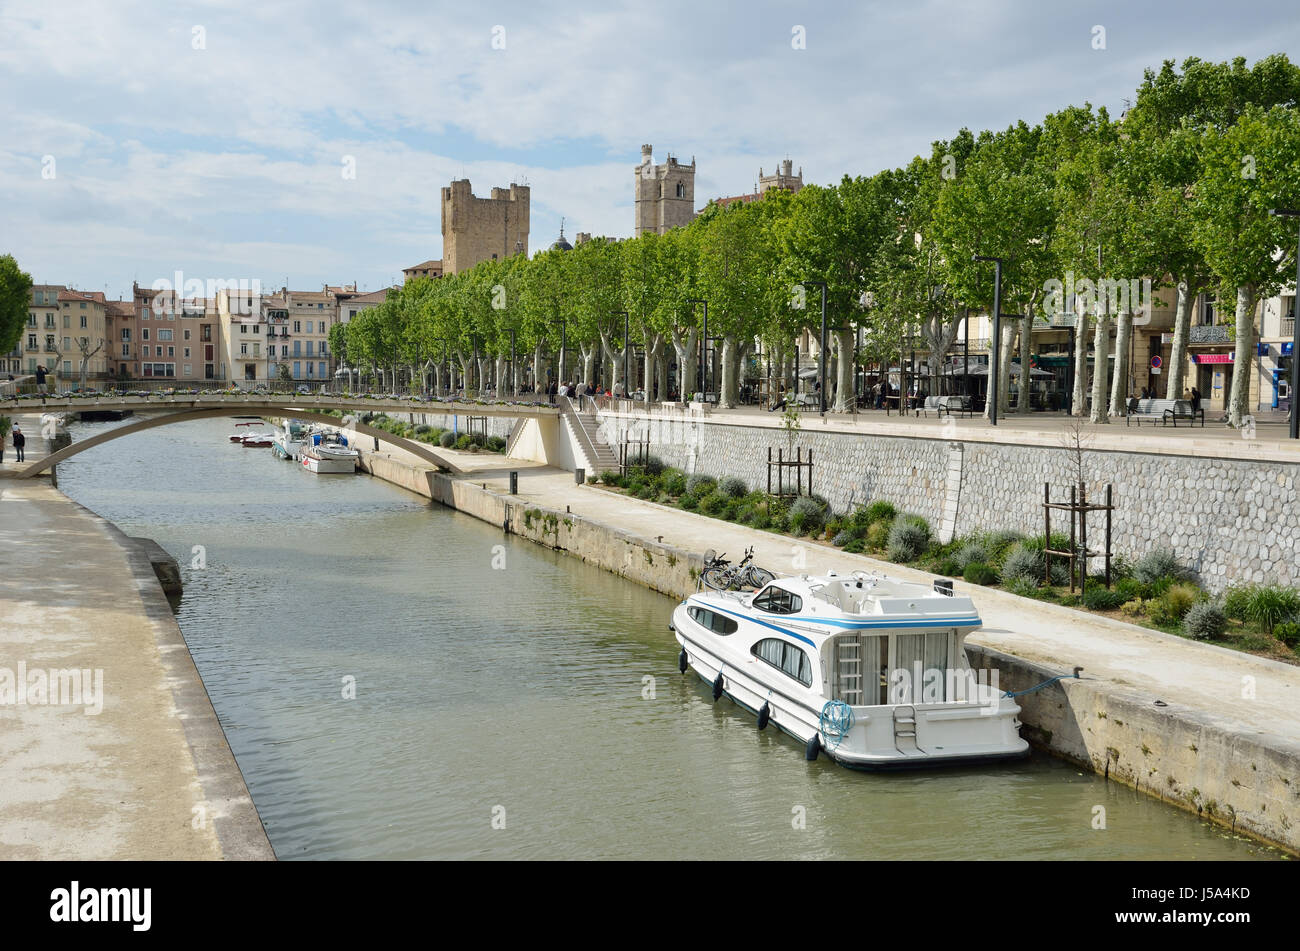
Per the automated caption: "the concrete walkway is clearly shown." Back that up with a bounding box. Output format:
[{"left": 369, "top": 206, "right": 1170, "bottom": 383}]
[
  {"left": 0, "top": 451, "right": 272, "bottom": 859},
  {"left": 361, "top": 436, "right": 1300, "bottom": 748}
]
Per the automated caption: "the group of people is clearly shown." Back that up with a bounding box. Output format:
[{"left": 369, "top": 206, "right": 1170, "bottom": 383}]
[
  {"left": 1137, "top": 384, "right": 1202, "bottom": 412},
  {"left": 547, "top": 380, "right": 614, "bottom": 401}
]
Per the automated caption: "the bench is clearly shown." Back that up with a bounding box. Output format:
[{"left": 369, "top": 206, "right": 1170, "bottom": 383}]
[
  {"left": 795, "top": 392, "right": 820, "bottom": 409},
  {"left": 922, "top": 395, "right": 973, "bottom": 418},
  {"left": 1163, "top": 399, "right": 1205, "bottom": 427},
  {"left": 1126, "top": 397, "right": 1177, "bottom": 426}
]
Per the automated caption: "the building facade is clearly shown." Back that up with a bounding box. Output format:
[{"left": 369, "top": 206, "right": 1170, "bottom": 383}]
[
  {"left": 634, "top": 144, "right": 696, "bottom": 237},
  {"left": 440, "top": 180, "right": 530, "bottom": 275}
]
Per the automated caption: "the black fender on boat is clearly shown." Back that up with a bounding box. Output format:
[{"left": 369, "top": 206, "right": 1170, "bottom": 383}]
[
  {"left": 711, "top": 672, "right": 724, "bottom": 702},
  {"left": 757, "top": 701, "right": 771, "bottom": 731},
  {"left": 805, "top": 733, "right": 821, "bottom": 761},
  {"left": 678, "top": 648, "right": 688, "bottom": 674}
]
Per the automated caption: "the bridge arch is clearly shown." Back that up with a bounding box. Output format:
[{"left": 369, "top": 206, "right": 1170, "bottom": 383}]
[{"left": 18, "top": 406, "right": 468, "bottom": 478}]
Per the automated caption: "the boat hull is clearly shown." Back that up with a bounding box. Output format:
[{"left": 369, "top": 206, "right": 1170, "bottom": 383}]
[{"left": 672, "top": 600, "right": 1029, "bottom": 770}]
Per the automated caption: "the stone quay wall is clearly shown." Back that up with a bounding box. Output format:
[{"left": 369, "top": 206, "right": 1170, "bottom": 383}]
[{"left": 600, "top": 414, "right": 1299, "bottom": 594}]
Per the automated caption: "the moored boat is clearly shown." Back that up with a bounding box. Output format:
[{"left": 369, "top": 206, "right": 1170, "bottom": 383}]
[
  {"left": 272, "top": 421, "right": 306, "bottom": 460},
  {"left": 671, "top": 569, "right": 1028, "bottom": 769},
  {"left": 300, "top": 431, "right": 359, "bottom": 473}
]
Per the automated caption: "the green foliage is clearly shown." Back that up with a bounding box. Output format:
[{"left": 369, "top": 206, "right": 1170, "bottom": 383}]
[
  {"left": 1132, "top": 549, "right": 1187, "bottom": 585},
  {"left": 0, "top": 254, "right": 34, "bottom": 358},
  {"left": 599, "top": 469, "right": 622, "bottom": 486},
  {"left": 787, "top": 496, "right": 826, "bottom": 536},
  {"left": 699, "top": 491, "right": 729, "bottom": 517},
  {"left": 832, "top": 530, "right": 854, "bottom": 547},
  {"left": 887, "top": 516, "right": 930, "bottom": 562},
  {"left": 1082, "top": 586, "right": 1127, "bottom": 611},
  {"left": 1149, "top": 583, "right": 1201, "bottom": 625},
  {"left": 935, "top": 558, "right": 960, "bottom": 578},
  {"left": 686, "top": 474, "right": 717, "bottom": 497},
  {"left": 1000, "top": 544, "right": 1044, "bottom": 586},
  {"left": 1120, "top": 598, "right": 1146, "bottom": 617},
  {"left": 677, "top": 494, "right": 698, "bottom": 511},
  {"left": 438, "top": 431, "right": 456, "bottom": 447},
  {"left": 1007, "top": 577, "right": 1039, "bottom": 599},
  {"left": 719, "top": 476, "right": 748, "bottom": 498},
  {"left": 1116, "top": 577, "right": 1149, "bottom": 601},
  {"left": 661, "top": 470, "right": 687, "bottom": 496},
  {"left": 865, "top": 520, "right": 892, "bottom": 550},
  {"left": 1183, "top": 601, "right": 1227, "bottom": 641},
  {"left": 962, "top": 562, "right": 998, "bottom": 585},
  {"left": 862, "top": 500, "right": 897, "bottom": 525},
  {"left": 1275, "top": 622, "right": 1300, "bottom": 649},
  {"left": 953, "top": 541, "right": 990, "bottom": 573},
  {"left": 843, "top": 538, "right": 866, "bottom": 554},
  {"left": 1241, "top": 585, "right": 1300, "bottom": 635}
]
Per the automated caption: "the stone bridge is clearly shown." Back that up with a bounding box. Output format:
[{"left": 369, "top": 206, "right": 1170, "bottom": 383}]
[{"left": 0, "top": 393, "right": 562, "bottom": 478}]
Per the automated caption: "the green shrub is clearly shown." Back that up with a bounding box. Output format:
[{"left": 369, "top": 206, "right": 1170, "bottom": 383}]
[
  {"left": 1120, "top": 598, "right": 1146, "bottom": 617},
  {"left": 660, "top": 470, "right": 687, "bottom": 496},
  {"left": 1007, "top": 577, "right": 1039, "bottom": 598},
  {"left": 1133, "top": 549, "right": 1187, "bottom": 586},
  {"left": 599, "top": 469, "right": 621, "bottom": 486},
  {"left": 641, "top": 455, "right": 665, "bottom": 476},
  {"left": 1110, "top": 554, "right": 1134, "bottom": 581},
  {"left": 1049, "top": 561, "right": 1071, "bottom": 587},
  {"left": 863, "top": 500, "right": 897, "bottom": 525},
  {"left": 788, "top": 497, "right": 826, "bottom": 536},
  {"left": 1082, "top": 586, "right": 1127, "bottom": 611},
  {"left": 1222, "top": 586, "right": 1252, "bottom": 621},
  {"left": 677, "top": 494, "right": 698, "bottom": 511},
  {"left": 887, "top": 517, "right": 931, "bottom": 562},
  {"left": 1183, "top": 601, "right": 1227, "bottom": 641},
  {"left": 1115, "top": 577, "right": 1148, "bottom": 601},
  {"left": 414, "top": 424, "right": 431, "bottom": 435},
  {"left": 1242, "top": 585, "right": 1300, "bottom": 635},
  {"left": 985, "top": 531, "right": 1024, "bottom": 563},
  {"left": 843, "top": 538, "right": 866, "bottom": 554},
  {"left": 1001, "top": 544, "right": 1043, "bottom": 585},
  {"left": 698, "top": 491, "right": 729, "bottom": 517},
  {"left": 954, "top": 541, "right": 990, "bottom": 573},
  {"left": 935, "top": 558, "right": 960, "bottom": 578},
  {"left": 686, "top": 474, "right": 716, "bottom": 497},
  {"left": 486, "top": 435, "right": 507, "bottom": 452},
  {"left": 963, "top": 562, "right": 997, "bottom": 585},
  {"left": 866, "top": 520, "right": 891, "bottom": 550},
  {"left": 438, "top": 431, "right": 456, "bottom": 448},
  {"left": 1275, "top": 621, "right": 1300, "bottom": 649},
  {"left": 1149, "top": 583, "right": 1200, "bottom": 625},
  {"left": 832, "top": 530, "right": 854, "bottom": 547},
  {"left": 718, "top": 476, "right": 748, "bottom": 498}
]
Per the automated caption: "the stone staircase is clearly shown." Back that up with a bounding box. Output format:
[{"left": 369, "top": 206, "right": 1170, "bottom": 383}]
[{"left": 563, "top": 399, "right": 620, "bottom": 475}]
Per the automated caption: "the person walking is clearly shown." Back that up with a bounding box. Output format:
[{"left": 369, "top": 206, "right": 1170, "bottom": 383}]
[
  {"left": 1190, "top": 385, "right": 1202, "bottom": 415},
  {"left": 12, "top": 425, "right": 25, "bottom": 463},
  {"left": 35, "top": 365, "right": 47, "bottom": 395}
]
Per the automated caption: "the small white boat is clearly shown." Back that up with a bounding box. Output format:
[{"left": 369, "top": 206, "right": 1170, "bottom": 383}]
[
  {"left": 272, "top": 422, "right": 306, "bottom": 460},
  {"left": 671, "top": 569, "right": 1028, "bottom": 768},
  {"left": 240, "top": 432, "right": 275, "bottom": 447},
  {"left": 300, "top": 432, "right": 359, "bottom": 473}
]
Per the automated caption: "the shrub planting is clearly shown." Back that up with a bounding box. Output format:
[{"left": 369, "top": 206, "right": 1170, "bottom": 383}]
[
  {"left": 1000, "top": 544, "right": 1043, "bottom": 586},
  {"left": 954, "top": 541, "right": 990, "bottom": 573},
  {"left": 1082, "top": 586, "right": 1127, "bottom": 611},
  {"left": 719, "top": 476, "right": 748, "bottom": 499},
  {"left": 1242, "top": 585, "right": 1300, "bottom": 635},
  {"left": 962, "top": 562, "right": 997, "bottom": 585},
  {"left": 686, "top": 474, "right": 717, "bottom": 497},
  {"left": 1149, "top": 583, "right": 1200, "bottom": 626},
  {"left": 1132, "top": 549, "right": 1187, "bottom": 586},
  {"left": 887, "top": 516, "right": 931, "bottom": 562},
  {"left": 1183, "top": 601, "right": 1227, "bottom": 641},
  {"left": 438, "top": 431, "right": 456, "bottom": 448},
  {"left": 788, "top": 497, "right": 826, "bottom": 536}
]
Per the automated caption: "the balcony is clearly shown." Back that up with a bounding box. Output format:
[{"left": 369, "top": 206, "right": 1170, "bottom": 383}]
[
  {"left": 1189, "top": 324, "right": 1231, "bottom": 344},
  {"left": 1284, "top": 317, "right": 1295, "bottom": 339}
]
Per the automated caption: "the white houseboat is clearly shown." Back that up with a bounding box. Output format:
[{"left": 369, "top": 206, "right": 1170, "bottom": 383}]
[{"left": 671, "top": 569, "right": 1028, "bottom": 768}]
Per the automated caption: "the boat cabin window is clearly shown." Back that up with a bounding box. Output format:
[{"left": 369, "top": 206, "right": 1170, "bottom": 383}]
[
  {"left": 752, "top": 638, "right": 813, "bottom": 687},
  {"left": 752, "top": 586, "right": 802, "bottom": 615},
  {"left": 688, "top": 606, "right": 738, "bottom": 635}
]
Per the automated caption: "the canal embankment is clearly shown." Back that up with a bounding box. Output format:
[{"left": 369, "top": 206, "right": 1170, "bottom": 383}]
[
  {"left": 351, "top": 438, "right": 1300, "bottom": 855},
  {"left": 0, "top": 469, "right": 273, "bottom": 860}
]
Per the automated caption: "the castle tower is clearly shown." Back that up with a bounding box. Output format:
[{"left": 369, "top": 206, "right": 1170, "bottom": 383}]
[
  {"left": 634, "top": 144, "right": 696, "bottom": 237},
  {"left": 440, "top": 179, "right": 530, "bottom": 274}
]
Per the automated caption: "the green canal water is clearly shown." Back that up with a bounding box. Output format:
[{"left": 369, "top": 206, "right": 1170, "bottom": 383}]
[{"left": 55, "top": 417, "right": 1284, "bottom": 860}]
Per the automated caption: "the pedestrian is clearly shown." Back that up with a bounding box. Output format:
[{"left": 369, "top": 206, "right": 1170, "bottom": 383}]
[
  {"left": 12, "top": 425, "right": 25, "bottom": 463},
  {"left": 35, "top": 365, "right": 47, "bottom": 395},
  {"left": 1190, "top": 385, "right": 1202, "bottom": 414}
]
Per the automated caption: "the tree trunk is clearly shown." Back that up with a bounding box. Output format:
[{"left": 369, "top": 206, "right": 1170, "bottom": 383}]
[
  {"left": 532, "top": 343, "right": 547, "bottom": 395},
  {"left": 986, "top": 322, "right": 1014, "bottom": 420},
  {"left": 1071, "top": 309, "right": 1089, "bottom": 417},
  {"left": 1227, "top": 284, "right": 1257, "bottom": 428},
  {"left": 1090, "top": 296, "right": 1111, "bottom": 424},
  {"left": 580, "top": 344, "right": 596, "bottom": 389},
  {"left": 600, "top": 331, "right": 629, "bottom": 394},
  {"left": 1108, "top": 309, "right": 1132, "bottom": 416},
  {"left": 1164, "top": 280, "right": 1194, "bottom": 400},
  {"left": 832, "top": 327, "right": 855, "bottom": 411},
  {"left": 670, "top": 328, "right": 699, "bottom": 399},
  {"left": 719, "top": 336, "right": 741, "bottom": 409},
  {"left": 1019, "top": 314, "right": 1032, "bottom": 414}
]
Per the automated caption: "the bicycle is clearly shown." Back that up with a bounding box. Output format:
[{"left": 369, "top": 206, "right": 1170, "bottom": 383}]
[{"left": 702, "top": 547, "right": 774, "bottom": 592}]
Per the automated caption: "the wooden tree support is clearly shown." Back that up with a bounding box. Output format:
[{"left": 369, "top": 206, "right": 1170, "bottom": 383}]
[
  {"left": 1044, "top": 482, "right": 1114, "bottom": 594},
  {"left": 768, "top": 446, "right": 814, "bottom": 499},
  {"left": 619, "top": 434, "right": 651, "bottom": 474}
]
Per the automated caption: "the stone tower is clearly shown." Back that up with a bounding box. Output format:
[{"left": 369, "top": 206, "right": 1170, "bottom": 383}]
[
  {"left": 634, "top": 144, "right": 696, "bottom": 237},
  {"left": 758, "top": 159, "right": 803, "bottom": 196},
  {"left": 440, "top": 179, "right": 530, "bottom": 274}
]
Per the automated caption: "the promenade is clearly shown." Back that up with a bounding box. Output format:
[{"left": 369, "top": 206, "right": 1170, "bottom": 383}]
[{"left": 0, "top": 418, "right": 272, "bottom": 860}]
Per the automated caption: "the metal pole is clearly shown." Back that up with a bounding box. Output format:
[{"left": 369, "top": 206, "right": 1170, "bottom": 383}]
[
  {"left": 974, "top": 256, "right": 1003, "bottom": 425},
  {"left": 560, "top": 319, "right": 566, "bottom": 389},
  {"left": 623, "top": 311, "right": 630, "bottom": 397},
  {"left": 701, "top": 302, "right": 708, "bottom": 401},
  {"left": 819, "top": 284, "right": 827, "bottom": 416},
  {"left": 509, "top": 328, "right": 516, "bottom": 396},
  {"left": 1292, "top": 224, "right": 1300, "bottom": 439}
]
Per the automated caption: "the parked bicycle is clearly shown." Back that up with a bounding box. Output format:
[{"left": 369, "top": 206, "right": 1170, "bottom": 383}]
[{"left": 701, "top": 547, "right": 776, "bottom": 592}]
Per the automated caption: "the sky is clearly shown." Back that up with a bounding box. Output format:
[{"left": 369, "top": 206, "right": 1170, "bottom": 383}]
[{"left": 2, "top": 0, "right": 1298, "bottom": 300}]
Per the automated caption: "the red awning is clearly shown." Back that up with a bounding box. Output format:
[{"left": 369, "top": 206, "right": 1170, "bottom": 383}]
[{"left": 1192, "top": 353, "right": 1234, "bottom": 364}]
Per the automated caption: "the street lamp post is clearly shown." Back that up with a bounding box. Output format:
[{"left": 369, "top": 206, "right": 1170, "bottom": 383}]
[
  {"left": 1269, "top": 209, "right": 1300, "bottom": 439},
  {"left": 801, "top": 280, "right": 828, "bottom": 415},
  {"left": 973, "top": 256, "right": 1004, "bottom": 425},
  {"left": 509, "top": 328, "right": 517, "bottom": 397}
]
